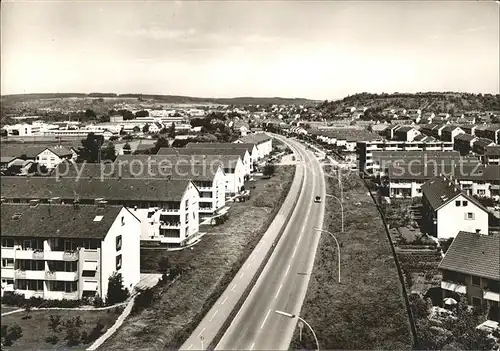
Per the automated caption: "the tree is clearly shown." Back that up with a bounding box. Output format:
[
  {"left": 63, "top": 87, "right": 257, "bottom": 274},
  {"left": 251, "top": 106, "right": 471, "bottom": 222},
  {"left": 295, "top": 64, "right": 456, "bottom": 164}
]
[
  {"left": 64, "top": 317, "right": 81, "bottom": 346},
  {"left": 2, "top": 324, "right": 23, "bottom": 347},
  {"left": 142, "top": 124, "right": 150, "bottom": 133},
  {"left": 132, "top": 126, "right": 141, "bottom": 133},
  {"left": 123, "top": 143, "right": 132, "bottom": 155},
  {"left": 168, "top": 122, "right": 176, "bottom": 138},
  {"left": 263, "top": 163, "right": 276, "bottom": 177},
  {"left": 48, "top": 314, "right": 62, "bottom": 334},
  {"left": 102, "top": 142, "right": 116, "bottom": 162},
  {"left": 84, "top": 109, "right": 96, "bottom": 119},
  {"left": 106, "top": 272, "right": 130, "bottom": 305},
  {"left": 135, "top": 110, "right": 149, "bottom": 118},
  {"left": 153, "top": 137, "right": 169, "bottom": 153},
  {"left": 77, "top": 133, "right": 105, "bottom": 163}
]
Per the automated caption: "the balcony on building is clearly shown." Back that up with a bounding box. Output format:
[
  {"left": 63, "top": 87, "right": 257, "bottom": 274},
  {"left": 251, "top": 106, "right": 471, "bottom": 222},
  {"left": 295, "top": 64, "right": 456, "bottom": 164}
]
[
  {"left": 441, "top": 271, "right": 467, "bottom": 294},
  {"left": 160, "top": 203, "right": 181, "bottom": 213},
  {"left": 483, "top": 280, "right": 500, "bottom": 302},
  {"left": 159, "top": 214, "right": 181, "bottom": 229}
]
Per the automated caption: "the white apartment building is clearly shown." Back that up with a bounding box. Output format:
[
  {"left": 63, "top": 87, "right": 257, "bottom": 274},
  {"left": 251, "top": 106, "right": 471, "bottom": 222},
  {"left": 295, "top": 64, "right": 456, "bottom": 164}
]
[
  {"left": 236, "top": 133, "right": 273, "bottom": 159},
  {"left": 356, "top": 140, "right": 454, "bottom": 175},
  {"left": 1, "top": 204, "right": 140, "bottom": 301},
  {"left": 2, "top": 123, "right": 42, "bottom": 136},
  {"left": 421, "top": 176, "right": 489, "bottom": 239},
  {"left": 1, "top": 177, "right": 200, "bottom": 247},
  {"left": 186, "top": 142, "right": 259, "bottom": 170}
]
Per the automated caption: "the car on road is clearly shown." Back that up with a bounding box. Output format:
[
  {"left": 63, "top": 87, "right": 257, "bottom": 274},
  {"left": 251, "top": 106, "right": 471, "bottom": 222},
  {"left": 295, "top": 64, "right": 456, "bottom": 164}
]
[{"left": 314, "top": 196, "right": 321, "bottom": 203}]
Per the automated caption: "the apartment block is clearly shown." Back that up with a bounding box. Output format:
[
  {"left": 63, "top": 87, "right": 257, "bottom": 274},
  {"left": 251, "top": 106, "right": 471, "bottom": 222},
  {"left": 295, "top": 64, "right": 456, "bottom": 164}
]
[
  {"left": 236, "top": 133, "right": 273, "bottom": 159},
  {"left": 484, "top": 146, "right": 500, "bottom": 166},
  {"left": 1, "top": 176, "right": 200, "bottom": 247},
  {"left": 356, "top": 140, "right": 454, "bottom": 175},
  {"left": 1, "top": 204, "right": 140, "bottom": 301},
  {"left": 439, "top": 231, "right": 499, "bottom": 321},
  {"left": 186, "top": 142, "right": 260, "bottom": 170}
]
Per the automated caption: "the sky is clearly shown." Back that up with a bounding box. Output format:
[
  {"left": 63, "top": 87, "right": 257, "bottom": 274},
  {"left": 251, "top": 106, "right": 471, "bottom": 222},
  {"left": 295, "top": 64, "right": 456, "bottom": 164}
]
[{"left": 1, "top": 0, "right": 499, "bottom": 99}]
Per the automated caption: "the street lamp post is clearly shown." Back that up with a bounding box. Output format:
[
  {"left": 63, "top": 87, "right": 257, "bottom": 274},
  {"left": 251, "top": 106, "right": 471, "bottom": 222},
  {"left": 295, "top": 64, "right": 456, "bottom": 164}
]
[
  {"left": 325, "top": 170, "right": 343, "bottom": 204},
  {"left": 325, "top": 193, "right": 344, "bottom": 233},
  {"left": 313, "top": 227, "right": 341, "bottom": 283},
  {"left": 275, "top": 310, "right": 319, "bottom": 351}
]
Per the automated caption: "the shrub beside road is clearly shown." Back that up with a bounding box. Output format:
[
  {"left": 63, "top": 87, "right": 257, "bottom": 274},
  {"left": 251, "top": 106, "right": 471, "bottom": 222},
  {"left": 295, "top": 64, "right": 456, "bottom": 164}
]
[
  {"left": 101, "top": 165, "right": 296, "bottom": 350},
  {"left": 290, "top": 172, "right": 413, "bottom": 350}
]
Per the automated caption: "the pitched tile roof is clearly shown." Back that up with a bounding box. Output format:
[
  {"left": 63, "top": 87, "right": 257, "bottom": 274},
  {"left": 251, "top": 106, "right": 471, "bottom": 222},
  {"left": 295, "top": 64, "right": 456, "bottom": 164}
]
[
  {"left": 186, "top": 142, "right": 257, "bottom": 154},
  {"left": 421, "top": 176, "right": 487, "bottom": 211},
  {"left": 441, "top": 125, "right": 462, "bottom": 133},
  {"left": 482, "top": 165, "right": 500, "bottom": 181},
  {"left": 157, "top": 147, "right": 247, "bottom": 159},
  {"left": 485, "top": 146, "right": 500, "bottom": 157},
  {"left": 238, "top": 133, "right": 272, "bottom": 144},
  {"left": 438, "top": 231, "right": 500, "bottom": 280},
  {"left": 454, "top": 133, "right": 475, "bottom": 142},
  {"left": 1, "top": 204, "right": 135, "bottom": 239},
  {"left": 473, "top": 138, "right": 495, "bottom": 148},
  {"left": 116, "top": 154, "right": 241, "bottom": 169},
  {"left": 52, "top": 161, "right": 221, "bottom": 181},
  {"left": 1, "top": 176, "right": 190, "bottom": 202},
  {"left": 395, "top": 126, "right": 415, "bottom": 133}
]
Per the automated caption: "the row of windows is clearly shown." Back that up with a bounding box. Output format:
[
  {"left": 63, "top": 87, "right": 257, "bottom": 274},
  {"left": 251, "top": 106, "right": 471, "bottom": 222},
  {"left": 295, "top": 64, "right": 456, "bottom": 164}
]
[
  {"left": 14, "top": 280, "right": 78, "bottom": 292},
  {"left": 1, "top": 238, "right": 100, "bottom": 250}
]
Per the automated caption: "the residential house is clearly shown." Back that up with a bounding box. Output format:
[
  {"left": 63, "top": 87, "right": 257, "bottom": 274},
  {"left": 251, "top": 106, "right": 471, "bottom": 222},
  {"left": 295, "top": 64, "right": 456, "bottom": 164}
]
[
  {"left": 394, "top": 126, "right": 421, "bottom": 142},
  {"left": 1, "top": 157, "right": 23, "bottom": 172},
  {"left": 461, "top": 125, "right": 477, "bottom": 136},
  {"left": 383, "top": 125, "right": 402, "bottom": 140},
  {"left": 421, "top": 176, "right": 489, "bottom": 239},
  {"left": 440, "top": 125, "right": 465, "bottom": 143},
  {"left": 187, "top": 142, "right": 259, "bottom": 166},
  {"left": 35, "top": 146, "right": 74, "bottom": 169},
  {"left": 484, "top": 146, "right": 500, "bottom": 166},
  {"left": 1, "top": 177, "right": 200, "bottom": 247},
  {"left": 236, "top": 133, "right": 273, "bottom": 159},
  {"left": 473, "top": 138, "right": 495, "bottom": 155},
  {"left": 476, "top": 125, "right": 500, "bottom": 144},
  {"left": 454, "top": 133, "right": 477, "bottom": 155},
  {"left": 1, "top": 203, "right": 140, "bottom": 301},
  {"left": 439, "top": 231, "right": 499, "bottom": 320},
  {"left": 147, "top": 122, "right": 164, "bottom": 134},
  {"left": 157, "top": 147, "right": 251, "bottom": 177}
]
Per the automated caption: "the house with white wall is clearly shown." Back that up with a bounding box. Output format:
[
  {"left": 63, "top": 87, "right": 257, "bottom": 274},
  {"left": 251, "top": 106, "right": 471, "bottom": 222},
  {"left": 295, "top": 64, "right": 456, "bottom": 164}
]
[
  {"left": 1, "top": 177, "right": 200, "bottom": 247},
  {"left": 421, "top": 176, "right": 489, "bottom": 239},
  {"left": 1, "top": 204, "right": 140, "bottom": 301},
  {"left": 187, "top": 142, "right": 260, "bottom": 168},
  {"left": 236, "top": 133, "right": 273, "bottom": 159},
  {"left": 35, "top": 147, "right": 74, "bottom": 169}
]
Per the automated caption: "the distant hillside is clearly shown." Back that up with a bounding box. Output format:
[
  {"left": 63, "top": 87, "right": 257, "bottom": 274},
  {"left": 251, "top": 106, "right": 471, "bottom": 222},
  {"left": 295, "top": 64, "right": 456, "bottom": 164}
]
[
  {"left": 1, "top": 93, "right": 317, "bottom": 106},
  {"left": 318, "top": 92, "right": 500, "bottom": 117}
]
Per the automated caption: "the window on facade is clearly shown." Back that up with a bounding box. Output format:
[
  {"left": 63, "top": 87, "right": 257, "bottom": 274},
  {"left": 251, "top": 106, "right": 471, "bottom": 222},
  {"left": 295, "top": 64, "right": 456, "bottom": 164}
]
[
  {"left": 65, "top": 281, "right": 77, "bottom": 293},
  {"left": 472, "top": 276, "right": 481, "bottom": 286},
  {"left": 478, "top": 190, "right": 486, "bottom": 196},
  {"left": 1, "top": 258, "right": 14, "bottom": 268},
  {"left": 462, "top": 201, "right": 468, "bottom": 206},
  {"left": 83, "top": 239, "right": 99, "bottom": 250},
  {"left": 116, "top": 254, "right": 122, "bottom": 270},
  {"left": 27, "top": 280, "right": 44, "bottom": 291},
  {"left": 1, "top": 238, "right": 14, "bottom": 248},
  {"left": 455, "top": 200, "right": 461, "bottom": 207},
  {"left": 116, "top": 235, "right": 122, "bottom": 251},
  {"left": 465, "top": 212, "right": 475, "bottom": 220},
  {"left": 121, "top": 216, "right": 125, "bottom": 225},
  {"left": 472, "top": 297, "right": 482, "bottom": 306},
  {"left": 64, "top": 261, "right": 77, "bottom": 272}
]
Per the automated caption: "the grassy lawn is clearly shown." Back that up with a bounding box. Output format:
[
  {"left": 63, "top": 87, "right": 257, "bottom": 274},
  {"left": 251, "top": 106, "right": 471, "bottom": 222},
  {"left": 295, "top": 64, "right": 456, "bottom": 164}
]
[
  {"left": 101, "top": 165, "right": 296, "bottom": 350},
  {"left": 1, "top": 307, "right": 123, "bottom": 350},
  {"left": 290, "top": 173, "right": 413, "bottom": 350},
  {"left": 1, "top": 305, "right": 20, "bottom": 315}
]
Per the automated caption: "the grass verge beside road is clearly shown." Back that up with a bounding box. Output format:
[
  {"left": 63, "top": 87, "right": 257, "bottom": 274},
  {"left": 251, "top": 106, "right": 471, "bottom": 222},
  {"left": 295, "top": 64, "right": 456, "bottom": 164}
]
[
  {"left": 290, "top": 173, "right": 413, "bottom": 350},
  {"left": 101, "top": 165, "right": 296, "bottom": 350},
  {"left": 1, "top": 307, "right": 123, "bottom": 349}
]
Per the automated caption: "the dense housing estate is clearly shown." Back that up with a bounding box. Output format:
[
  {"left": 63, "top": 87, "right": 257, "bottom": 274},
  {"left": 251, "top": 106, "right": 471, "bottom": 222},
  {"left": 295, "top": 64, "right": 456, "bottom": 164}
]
[{"left": 1, "top": 204, "right": 140, "bottom": 301}]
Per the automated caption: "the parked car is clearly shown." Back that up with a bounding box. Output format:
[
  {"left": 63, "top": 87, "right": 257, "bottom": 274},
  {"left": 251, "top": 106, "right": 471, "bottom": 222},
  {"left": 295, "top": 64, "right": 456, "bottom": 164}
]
[{"left": 314, "top": 196, "right": 321, "bottom": 203}]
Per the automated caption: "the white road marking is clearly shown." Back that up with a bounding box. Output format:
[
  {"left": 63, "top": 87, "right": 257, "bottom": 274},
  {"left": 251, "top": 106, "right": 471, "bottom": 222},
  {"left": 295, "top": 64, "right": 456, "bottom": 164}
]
[
  {"left": 260, "top": 309, "right": 272, "bottom": 330},
  {"left": 292, "top": 245, "right": 297, "bottom": 258},
  {"left": 221, "top": 296, "right": 228, "bottom": 305},
  {"left": 188, "top": 345, "right": 193, "bottom": 350},
  {"left": 275, "top": 284, "right": 283, "bottom": 299},
  {"left": 231, "top": 284, "right": 236, "bottom": 291},
  {"left": 198, "top": 328, "right": 205, "bottom": 337},
  {"left": 246, "top": 263, "right": 251, "bottom": 269},
  {"left": 251, "top": 255, "right": 256, "bottom": 261},
  {"left": 250, "top": 342, "right": 255, "bottom": 350},
  {"left": 297, "top": 235, "right": 302, "bottom": 244},
  {"left": 209, "top": 310, "right": 219, "bottom": 322},
  {"left": 240, "top": 272, "right": 245, "bottom": 279},
  {"left": 285, "top": 264, "right": 290, "bottom": 276}
]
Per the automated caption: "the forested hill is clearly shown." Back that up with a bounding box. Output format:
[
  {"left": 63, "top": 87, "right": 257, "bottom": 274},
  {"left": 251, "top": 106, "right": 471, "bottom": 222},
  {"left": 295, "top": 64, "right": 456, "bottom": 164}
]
[
  {"left": 1, "top": 93, "right": 316, "bottom": 106},
  {"left": 318, "top": 92, "right": 500, "bottom": 114}
]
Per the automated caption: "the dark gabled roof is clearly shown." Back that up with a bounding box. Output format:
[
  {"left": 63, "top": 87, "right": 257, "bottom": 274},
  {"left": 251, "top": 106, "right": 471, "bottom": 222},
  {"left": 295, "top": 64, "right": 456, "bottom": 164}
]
[
  {"left": 116, "top": 154, "right": 241, "bottom": 169},
  {"left": 394, "top": 126, "right": 415, "bottom": 133},
  {"left": 157, "top": 147, "right": 247, "bottom": 159},
  {"left": 46, "top": 147, "right": 73, "bottom": 157},
  {"left": 1, "top": 176, "right": 190, "bottom": 202},
  {"left": 421, "top": 176, "right": 487, "bottom": 211},
  {"left": 474, "top": 138, "right": 495, "bottom": 148},
  {"left": 484, "top": 125, "right": 500, "bottom": 133},
  {"left": 52, "top": 161, "right": 221, "bottom": 181},
  {"left": 0, "top": 156, "right": 18, "bottom": 164},
  {"left": 0, "top": 146, "right": 73, "bottom": 159},
  {"left": 441, "top": 125, "right": 462, "bottom": 133},
  {"left": 186, "top": 142, "right": 257, "bottom": 153},
  {"left": 1, "top": 204, "right": 135, "bottom": 239},
  {"left": 439, "top": 231, "right": 500, "bottom": 280},
  {"left": 454, "top": 133, "right": 475, "bottom": 142},
  {"left": 388, "top": 163, "right": 485, "bottom": 181},
  {"left": 238, "top": 133, "right": 272, "bottom": 144},
  {"left": 485, "top": 146, "right": 500, "bottom": 156}
]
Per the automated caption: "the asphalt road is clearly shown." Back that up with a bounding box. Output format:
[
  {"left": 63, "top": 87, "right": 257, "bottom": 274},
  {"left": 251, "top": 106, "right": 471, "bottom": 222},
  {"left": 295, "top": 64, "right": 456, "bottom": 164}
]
[
  {"left": 215, "top": 137, "right": 326, "bottom": 350},
  {"left": 180, "top": 135, "right": 308, "bottom": 351}
]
